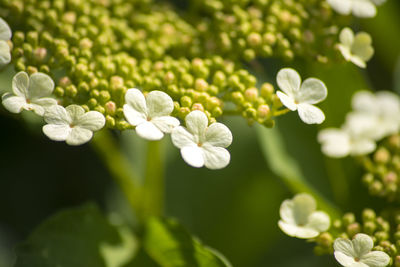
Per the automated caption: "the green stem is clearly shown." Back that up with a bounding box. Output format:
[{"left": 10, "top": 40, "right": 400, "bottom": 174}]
[
  {"left": 273, "top": 108, "right": 290, "bottom": 117},
  {"left": 92, "top": 130, "right": 142, "bottom": 216},
  {"left": 142, "top": 140, "right": 165, "bottom": 218}
]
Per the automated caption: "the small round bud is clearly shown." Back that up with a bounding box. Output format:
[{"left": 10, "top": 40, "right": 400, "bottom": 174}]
[
  {"left": 374, "top": 148, "right": 391, "bottom": 164},
  {"left": 244, "top": 88, "right": 259, "bottom": 102},
  {"left": 192, "top": 103, "right": 204, "bottom": 112},
  {"left": 343, "top": 213, "right": 356, "bottom": 226},
  {"left": 247, "top": 32, "right": 262, "bottom": 47},
  {"left": 195, "top": 78, "right": 208, "bottom": 91},
  {"left": 257, "top": 104, "right": 270, "bottom": 118}
]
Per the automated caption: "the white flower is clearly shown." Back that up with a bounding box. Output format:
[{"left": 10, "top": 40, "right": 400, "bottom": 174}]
[
  {"left": 123, "top": 88, "right": 180, "bottom": 141},
  {"left": 2, "top": 71, "right": 57, "bottom": 116},
  {"left": 0, "top": 17, "right": 11, "bottom": 66},
  {"left": 43, "top": 105, "right": 105, "bottom": 146},
  {"left": 352, "top": 90, "right": 400, "bottom": 138},
  {"left": 278, "top": 193, "right": 330, "bottom": 239},
  {"left": 338, "top": 28, "right": 374, "bottom": 68},
  {"left": 276, "top": 68, "right": 327, "bottom": 124},
  {"left": 327, "top": 0, "right": 386, "bottom": 18},
  {"left": 334, "top": 233, "right": 390, "bottom": 267},
  {"left": 318, "top": 113, "right": 377, "bottom": 158},
  {"left": 171, "top": 110, "right": 233, "bottom": 170}
]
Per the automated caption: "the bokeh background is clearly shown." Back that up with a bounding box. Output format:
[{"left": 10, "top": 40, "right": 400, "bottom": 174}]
[{"left": 1, "top": 1, "right": 400, "bottom": 267}]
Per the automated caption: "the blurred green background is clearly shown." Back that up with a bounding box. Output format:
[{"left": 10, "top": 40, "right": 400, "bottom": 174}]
[{"left": 1, "top": 2, "right": 400, "bottom": 267}]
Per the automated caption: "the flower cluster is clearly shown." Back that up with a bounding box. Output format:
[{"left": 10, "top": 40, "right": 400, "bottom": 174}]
[
  {"left": 318, "top": 90, "right": 400, "bottom": 158},
  {"left": 0, "top": 18, "right": 11, "bottom": 66},
  {"left": 327, "top": 0, "right": 387, "bottom": 18}
]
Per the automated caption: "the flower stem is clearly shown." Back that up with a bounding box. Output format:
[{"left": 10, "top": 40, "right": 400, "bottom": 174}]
[
  {"left": 142, "top": 140, "right": 165, "bottom": 218},
  {"left": 91, "top": 130, "right": 142, "bottom": 216},
  {"left": 273, "top": 108, "right": 290, "bottom": 117}
]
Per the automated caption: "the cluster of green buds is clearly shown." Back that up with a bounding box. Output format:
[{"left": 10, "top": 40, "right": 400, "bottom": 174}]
[
  {"left": 1, "top": 0, "right": 288, "bottom": 131},
  {"left": 189, "top": 0, "right": 348, "bottom": 62},
  {"left": 360, "top": 134, "right": 400, "bottom": 201},
  {"left": 314, "top": 208, "right": 400, "bottom": 266}
]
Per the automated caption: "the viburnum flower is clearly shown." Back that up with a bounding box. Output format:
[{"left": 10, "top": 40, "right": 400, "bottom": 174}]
[
  {"left": 352, "top": 90, "right": 400, "bottom": 138},
  {"left": 278, "top": 193, "right": 330, "bottom": 239},
  {"left": 334, "top": 233, "right": 390, "bottom": 267},
  {"left": 276, "top": 68, "right": 327, "bottom": 124},
  {"left": 123, "top": 88, "right": 180, "bottom": 141},
  {"left": 327, "top": 0, "right": 387, "bottom": 18},
  {"left": 0, "top": 17, "right": 11, "bottom": 66},
  {"left": 171, "top": 110, "right": 233, "bottom": 170},
  {"left": 43, "top": 105, "right": 105, "bottom": 146},
  {"left": 338, "top": 28, "right": 374, "bottom": 68},
  {"left": 2, "top": 72, "right": 57, "bottom": 116},
  {"left": 318, "top": 113, "right": 377, "bottom": 158}
]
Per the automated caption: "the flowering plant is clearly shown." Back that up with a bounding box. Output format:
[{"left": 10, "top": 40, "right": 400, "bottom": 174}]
[{"left": 0, "top": 0, "right": 399, "bottom": 267}]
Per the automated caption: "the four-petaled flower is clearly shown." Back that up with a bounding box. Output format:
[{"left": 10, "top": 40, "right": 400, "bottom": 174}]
[
  {"left": 2, "top": 71, "right": 57, "bottom": 116},
  {"left": 276, "top": 68, "right": 327, "bottom": 124},
  {"left": 338, "top": 28, "right": 374, "bottom": 68},
  {"left": 327, "top": 0, "right": 386, "bottom": 18},
  {"left": 334, "top": 233, "right": 390, "bottom": 267},
  {"left": 278, "top": 193, "right": 330, "bottom": 239},
  {"left": 0, "top": 17, "right": 11, "bottom": 66},
  {"left": 43, "top": 104, "right": 105, "bottom": 146},
  {"left": 123, "top": 88, "right": 180, "bottom": 141},
  {"left": 171, "top": 110, "right": 233, "bottom": 170}
]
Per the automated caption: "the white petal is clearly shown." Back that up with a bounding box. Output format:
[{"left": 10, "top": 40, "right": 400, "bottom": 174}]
[
  {"left": 334, "top": 238, "right": 356, "bottom": 258},
  {"left": 28, "top": 72, "right": 54, "bottom": 99},
  {"left": 205, "top": 122, "right": 232, "bottom": 148},
  {"left": 334, "top": 251, "right": 360, "bottom": 267},
  {"left": 202, "top": 144, "right": 231, "bottom": 169},
  {"left": 306, "top": 211, "right": 330, "bottom": 232},
  {"left": 123, "top": 104, "right": 147, "bottom": 126},
  {"left": 2, "top": 93, "right": 26, "bottom": 113},
  {"left": 0, "top": 18, "right": 11, "bottom": 41},
  {"left": 66, "top": 105, "right": 85, "bottom": 122},
  {"left": 125, "top": 88, "right": 147, "bottom": 116},
  {"left": 146, "top": 90, "right": 174, "bottom": 118},
  {"left": 279, "top": 199, "right": 296, "bottom": 224},
  {"left": 75, "top": 111, "right": 105, "bottom": 131},
  {"left": 352, "top": 91, "right": 376, "bottom": 113},
  {"left": 276, "top": 68, "right": 301, "bottom": 96},
  {"left": 43, "top": 124, "right": 71, "bottom": 141},
  {"left": 340, "top": 28, "right": 355, "bottom": 48},
  {"left": 185, "top": 110, "right": 208, "bottom": 138},
  {"left": 352, "top": 0, "right": 377, "bottom": 18},
  {"left": 350, "top": 138, "right": 376, "bottom": 156},
  {"left": 151, "top": 116, "right": 180, "bottom": 134},
  {"left": 371, "top": 0, "right": 386, "bottom": 5},
  {"left": 66, "top": 127, "right": 93, "bottom": 146},
  {"left": 376, "top": 91, "right": 400, "bottom": 115},
  {"left": 338, "top": 45, "right": 353, "bottom": 62},
  {"left": 350, "top": 55, "right": 367, "bottom": 68},
  {"left": 353, "top": 233, "right": 374, "bottom": 257},
  {"left": 352, "top": 33, "right": 374, "bottom": 62},
  {"left": 297, "top": 78, "right": 327, "bottom": 104},
  {"left": 171, "top": 126, "right": 197, "bottom": 149},
  {"left": 297, "top": 103, "right": 325, "bottom": 124},
  {"left": 327, "top": 0, "right": 352, "bottom": 15},
  {"left": 136, "top": 121, "right": 164, "bottom": 141},
  {"left": 12, "top": 71, "right": 29, "bottom": 98},
  {"left": 361, "top": 251, "right": 391, "bottom": 267},
  {"left": 29, "top": 103, "right": 46, "bottom": 116},
  {"left": 318, "top": 128, "right": 351, "bottom": 158},
  {"left": 180, "top": 145, "right": 205, "bottom": 168},
  {"left": 276, "top": 91, "right": 297, "bottom": 111},
  {"left": 44, "top": 105, "right": 71, "bottom": 125},
  {"left": 31, "top": 98, "right": 58, "bottom": 116},
  {"left": 278, "top": 221, "right": 319, "bottom": 239},
  {"left": 0, "top": 40, "right": 10, "bottom": 66},
  {"left": 291, "top": 193, "right": 317, "bottom": 225}
]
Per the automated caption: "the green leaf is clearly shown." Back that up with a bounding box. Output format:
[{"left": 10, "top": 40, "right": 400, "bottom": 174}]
[
  {"left": 143, "top": 217, "right": 232, "bottom": 267},
  {"left": 14, "top": 203, "right": 137, "bottom": 267}
]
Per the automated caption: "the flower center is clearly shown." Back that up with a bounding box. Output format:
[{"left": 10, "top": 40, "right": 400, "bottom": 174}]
[
  {"left": 197, "top": 142, "right": 203, "bottom": 147},
  {"left": 69, "top": 124, "right": 75, "bottom": 128},
  {"left": 26, "top": 99, "right": 31, "bottom": 104},
  {"left": 355, "top": 257, "right": 360, "bottom": 262}
]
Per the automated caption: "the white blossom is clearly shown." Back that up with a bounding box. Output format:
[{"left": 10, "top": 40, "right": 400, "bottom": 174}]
[
  {"left": 338, "top": 28, "right": 374, "bottom": 68},
  {"left": 43, "top": 104, "right": 105, "bottom": 146},
  {"left": 334, "top": 233, "right": 390, "bottom": 267},
  {"left": 327, "top": 0, "right": 387, "bottom": 18},
  {"left": 2, "top": 71, "right": 58, "bottom": 116},
  {"left": 0, "top": 17, "right": 11, "bottom": 66},
  {"left": 278, "top": 193, "right": 330, "bottom": 239},
  {"left": 352, "top": 90, "right": 400, "bottom": 139},
  {"left": 276, "top": 68, "right": 327, "bottom": 124},
  {"left": 318, "top": 113, "right": 377, "bottom": 158},
  {"left": 171, "top": 110, "right": 233, "bottom": 170},
  {"left": 123, "top": 88, "right": 180, "bottom": 141}
]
